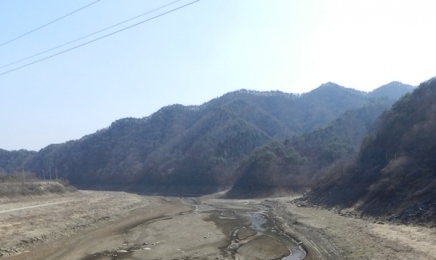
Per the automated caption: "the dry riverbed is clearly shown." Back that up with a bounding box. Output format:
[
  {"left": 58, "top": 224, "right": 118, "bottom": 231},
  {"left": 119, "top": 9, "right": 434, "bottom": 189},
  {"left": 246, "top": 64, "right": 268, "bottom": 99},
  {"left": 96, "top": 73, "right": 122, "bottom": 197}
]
[
  {"left": 1, "top": 191, "right": 435, "bottom": 260},
  {"left": 267, "top": 197, "right": 436, "bottom": 260},
  {"left": 0, "top": 191, "right": 156, "bottom": 258}
]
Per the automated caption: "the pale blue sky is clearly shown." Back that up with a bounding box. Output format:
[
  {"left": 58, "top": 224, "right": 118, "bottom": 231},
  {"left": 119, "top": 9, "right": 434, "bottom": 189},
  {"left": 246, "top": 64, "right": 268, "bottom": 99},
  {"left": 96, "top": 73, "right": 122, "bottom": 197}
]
[{"left": 1, "top": 0, "right": 436, "bottom": 151}]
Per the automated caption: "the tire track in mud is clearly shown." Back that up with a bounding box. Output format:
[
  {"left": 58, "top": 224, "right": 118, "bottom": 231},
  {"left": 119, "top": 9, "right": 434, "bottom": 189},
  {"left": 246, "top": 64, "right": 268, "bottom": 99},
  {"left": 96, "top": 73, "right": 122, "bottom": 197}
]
[{"left": 268, "top": 202, "right": 347, "bottom": 260}]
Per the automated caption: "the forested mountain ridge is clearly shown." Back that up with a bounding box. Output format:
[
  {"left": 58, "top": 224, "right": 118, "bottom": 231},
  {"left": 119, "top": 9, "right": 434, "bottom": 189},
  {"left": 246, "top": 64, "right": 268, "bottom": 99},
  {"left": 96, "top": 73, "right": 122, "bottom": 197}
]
[
  {"left": 0, "top": 82, "right": 412, "bottom": 195},
  {"left": 304, "top": 78, "right": 436, "bottom": 224},
  {"left": 226, "top": 98, "right": 395, "bottom": 198}
]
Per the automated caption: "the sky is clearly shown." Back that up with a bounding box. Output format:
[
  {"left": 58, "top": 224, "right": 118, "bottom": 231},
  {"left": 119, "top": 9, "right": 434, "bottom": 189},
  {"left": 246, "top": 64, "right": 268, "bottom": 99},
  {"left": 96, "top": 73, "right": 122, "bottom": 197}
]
[{"left": 1, "top": 0, "right": 436, "bottom": 151}]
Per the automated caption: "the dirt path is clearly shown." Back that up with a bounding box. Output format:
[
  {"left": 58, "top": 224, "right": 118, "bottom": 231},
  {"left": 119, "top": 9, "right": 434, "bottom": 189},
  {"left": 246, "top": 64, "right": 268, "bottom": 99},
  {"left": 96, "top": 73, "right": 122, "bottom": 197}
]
[
  {"left": 0, "top": 200, "right": 74, "bottom": 214},
  {"left": 268, "top": 202, "right": 346, "bottom": 260},
  {"left": 0, "top": 191, "right": 154, "bottom": 258},
  {"left": 8, "top": 199, "right": 190, "bottom": 260}
]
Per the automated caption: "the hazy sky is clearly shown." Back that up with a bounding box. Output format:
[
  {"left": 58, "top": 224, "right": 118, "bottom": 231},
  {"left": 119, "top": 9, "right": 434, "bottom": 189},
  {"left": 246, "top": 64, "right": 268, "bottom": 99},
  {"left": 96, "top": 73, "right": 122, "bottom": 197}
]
[{"left": 1, "top": 0, "right": 436, "bottom": 151}]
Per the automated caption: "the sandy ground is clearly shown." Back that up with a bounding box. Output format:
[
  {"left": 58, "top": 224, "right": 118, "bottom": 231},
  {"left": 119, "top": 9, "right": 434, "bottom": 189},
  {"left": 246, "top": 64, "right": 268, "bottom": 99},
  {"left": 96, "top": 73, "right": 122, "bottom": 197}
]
[
  {"left": 268, "top": 197, "right": 436, "bottom": 260},
  {"left": 1, "top": 191, "right": 272, "bottom": 260},
  {"left": 0, "top": 191, "right": 156, "bottom": 258},
  {"left": 1, "top": 191, "right": 435, "bottom": 260}
]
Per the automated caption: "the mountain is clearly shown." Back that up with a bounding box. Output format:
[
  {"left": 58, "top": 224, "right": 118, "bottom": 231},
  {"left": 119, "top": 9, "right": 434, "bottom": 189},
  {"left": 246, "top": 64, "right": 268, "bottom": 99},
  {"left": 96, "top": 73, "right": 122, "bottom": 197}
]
[
  {"left": 226, "top": 98, "right": 395, "bottom": 198},
  {"left": 304, "top": 78, "right": 436, "bottom": 224},
  {"left": 366, "top": 81, "right": 414, "bottom": 100},
  {"left": 0, "top": 82, "right": 413, "bottom": 196}
]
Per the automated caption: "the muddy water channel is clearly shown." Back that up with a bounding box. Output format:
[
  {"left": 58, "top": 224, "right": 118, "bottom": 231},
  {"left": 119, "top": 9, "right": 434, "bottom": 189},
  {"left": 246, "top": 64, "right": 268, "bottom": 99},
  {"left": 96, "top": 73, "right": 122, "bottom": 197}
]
[{"left": 184, "top": 198, "right": 307, "bottom": 260}]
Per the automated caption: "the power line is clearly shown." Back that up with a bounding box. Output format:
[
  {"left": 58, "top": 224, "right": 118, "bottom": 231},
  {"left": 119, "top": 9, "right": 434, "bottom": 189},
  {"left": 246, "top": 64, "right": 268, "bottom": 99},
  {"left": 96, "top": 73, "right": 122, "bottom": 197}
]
[
  {"left": 0, "top": 0, "right": 101, "bottom": 47},
  {"left": 0, "top": 0, "right": 181, "bottom": 70},
  {"left": 0, "top": 0, "right": 200, "bottom": 77}
]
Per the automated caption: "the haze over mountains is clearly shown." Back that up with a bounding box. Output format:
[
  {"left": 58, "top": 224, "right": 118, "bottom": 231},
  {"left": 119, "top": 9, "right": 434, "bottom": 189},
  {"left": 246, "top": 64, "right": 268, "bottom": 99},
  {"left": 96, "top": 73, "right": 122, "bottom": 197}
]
[
  {"left": 305, "top": 78, "right": 436, "bottom": 224},
  {"left": 1, "top": 81, "right": 413, "bottom": 197}
]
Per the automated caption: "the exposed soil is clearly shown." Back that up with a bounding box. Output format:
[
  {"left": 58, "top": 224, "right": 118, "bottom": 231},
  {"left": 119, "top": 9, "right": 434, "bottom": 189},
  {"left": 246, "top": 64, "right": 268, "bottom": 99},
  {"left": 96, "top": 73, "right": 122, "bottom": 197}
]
[
  {"left": 1, "top": 191, "right": 295, "bottom": 260},
  {"left": 1, "top": 191, "right": 435, "bottom": 260},
  {"left": 266, "top": 197, "right": 436, "bottom": 260},
  {"left": 0, "top": 191, "right": 157, "bottom": 258}
]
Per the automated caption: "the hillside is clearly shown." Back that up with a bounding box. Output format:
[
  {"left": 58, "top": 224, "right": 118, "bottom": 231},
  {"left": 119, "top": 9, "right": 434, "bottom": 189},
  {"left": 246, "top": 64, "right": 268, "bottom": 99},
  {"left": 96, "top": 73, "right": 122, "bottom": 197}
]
[
  {"left": 366, "top": 81, "right": 414, "bottom": 100},
  {"left": 1, "top": 82, "right": 412, "bottom": 195},
  {"left": 226, "top": 99, "right": 394, "bottom": 198},
  {"left": 305, "top": 78, "right": 436, "bottom": 224},
  {"left": 0, "top": 149, "right": 36, "bottom": 173}
]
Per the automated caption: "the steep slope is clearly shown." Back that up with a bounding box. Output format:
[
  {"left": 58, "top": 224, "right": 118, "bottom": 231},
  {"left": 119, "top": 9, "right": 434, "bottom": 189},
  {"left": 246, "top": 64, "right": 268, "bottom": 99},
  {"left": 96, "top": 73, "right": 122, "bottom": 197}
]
[
  {"left": 295, "top": 83, "right": 367, "bottom": 132},
  {"left": 26, "top": 93, "right": 297, "bottom": 194},
  {"left": 0, "top": 81, "right": 412, "bottom": 196},
  {"left": 226, "top": 99, "right": 394, "bottom": 198},
  {"left": 305, "top": 77, "right": 436, "bottom": 224}
]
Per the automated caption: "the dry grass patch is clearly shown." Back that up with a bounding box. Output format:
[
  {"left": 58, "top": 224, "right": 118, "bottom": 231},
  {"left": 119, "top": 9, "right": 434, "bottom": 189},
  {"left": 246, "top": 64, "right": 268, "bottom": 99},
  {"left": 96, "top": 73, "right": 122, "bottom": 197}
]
[{"left": 0, "top": 191, "right": 156, "bottom": 258}]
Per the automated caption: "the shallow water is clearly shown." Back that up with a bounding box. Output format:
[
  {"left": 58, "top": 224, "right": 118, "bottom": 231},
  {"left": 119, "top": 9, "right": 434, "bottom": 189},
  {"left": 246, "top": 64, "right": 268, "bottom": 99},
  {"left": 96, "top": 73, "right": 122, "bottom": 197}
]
[
  {"left": 206, "top": 202, "right": 307, "bottom": 260},
  {"left": 82, "top": 198, "right": 307, "bottom": 260}
]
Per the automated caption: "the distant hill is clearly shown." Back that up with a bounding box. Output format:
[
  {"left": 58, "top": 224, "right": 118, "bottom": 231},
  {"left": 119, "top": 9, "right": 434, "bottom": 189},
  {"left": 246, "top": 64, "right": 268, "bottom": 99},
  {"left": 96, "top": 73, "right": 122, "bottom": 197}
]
[
  {"left": 366, "top": 81, "right": 414, "bottom": 100},
  {"left": 305, "top": 78, "right": 436, "bottom": 224},
  {"left": 0, "top": 82, "right": 413, "bottom": 195},
  {"left": 226, "top": 98, "right": 395, "bottom": 198},
  {"left": 0, "top": 149, "right": 36, "bottom": 173}
]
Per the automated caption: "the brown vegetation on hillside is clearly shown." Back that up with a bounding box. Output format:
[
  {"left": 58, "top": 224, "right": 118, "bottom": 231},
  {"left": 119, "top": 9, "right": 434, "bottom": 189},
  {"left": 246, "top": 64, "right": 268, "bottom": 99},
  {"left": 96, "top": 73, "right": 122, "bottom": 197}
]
[{"left": 306, "top": 77, "right": 436, "bottom": 224}]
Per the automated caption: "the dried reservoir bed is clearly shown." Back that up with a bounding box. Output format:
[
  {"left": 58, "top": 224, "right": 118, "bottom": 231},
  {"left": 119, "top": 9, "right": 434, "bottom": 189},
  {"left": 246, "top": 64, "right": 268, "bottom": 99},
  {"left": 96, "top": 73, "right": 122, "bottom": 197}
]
[{"left": 0, "top": 191, "right": 435, "bottom": 260}]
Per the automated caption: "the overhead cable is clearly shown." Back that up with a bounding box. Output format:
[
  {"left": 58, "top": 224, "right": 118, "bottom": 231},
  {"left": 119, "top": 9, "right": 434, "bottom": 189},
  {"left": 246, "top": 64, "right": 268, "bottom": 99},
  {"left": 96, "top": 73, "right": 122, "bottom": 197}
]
[
  {"left": 0, "top": 0, "right": 200, "bottom": 76},
  {"left": 0, "top": 0, "right": 181, "bottom": 70},
  {"left": 0, "top": 0, "right": 101, "bottom": 47}
]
